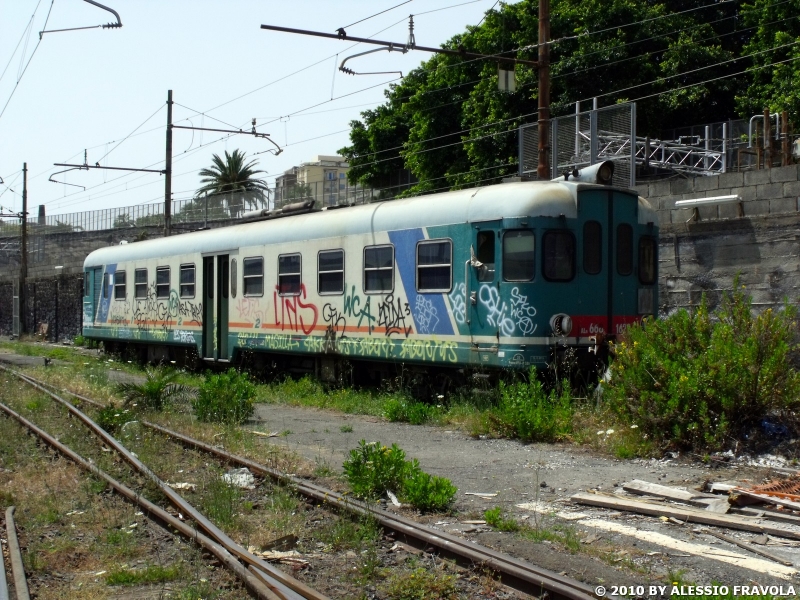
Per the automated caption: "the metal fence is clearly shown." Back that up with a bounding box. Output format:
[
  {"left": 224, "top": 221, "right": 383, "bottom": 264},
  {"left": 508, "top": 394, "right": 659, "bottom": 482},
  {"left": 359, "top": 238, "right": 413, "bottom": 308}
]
[
  {"left": 520, "top": 102, "right": 637, "bottom": 188},
  {"left": 0, "top": 181, "right": 379, "bottom": 238}
]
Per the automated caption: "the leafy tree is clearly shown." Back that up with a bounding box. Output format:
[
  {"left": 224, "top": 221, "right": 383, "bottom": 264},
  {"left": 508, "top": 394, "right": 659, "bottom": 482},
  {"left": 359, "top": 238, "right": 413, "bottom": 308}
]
[
  {"left": 340, "top": 0, "right": 748, "bottom": 195},
  {"left": 737, "top": 0, "right": 800, "bottom": 119},
  {"left": 196, "top": 149, "right": 270, "bottom": 218}
]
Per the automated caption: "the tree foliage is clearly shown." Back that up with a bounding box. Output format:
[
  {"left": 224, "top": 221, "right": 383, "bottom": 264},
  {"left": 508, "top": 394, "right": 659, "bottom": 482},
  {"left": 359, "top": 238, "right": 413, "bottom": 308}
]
[
  {"left": 196, "top": 149, "right": 270, "bottom": 217},
  {"left": 339, "top": 0, "right": 770, "bottom": 195}
]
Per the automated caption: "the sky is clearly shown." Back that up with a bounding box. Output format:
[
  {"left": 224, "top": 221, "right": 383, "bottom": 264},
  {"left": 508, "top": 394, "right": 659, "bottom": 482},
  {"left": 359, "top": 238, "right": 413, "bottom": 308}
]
[{"left": 0, "top": 0, "right": 510, "bottom": 219}]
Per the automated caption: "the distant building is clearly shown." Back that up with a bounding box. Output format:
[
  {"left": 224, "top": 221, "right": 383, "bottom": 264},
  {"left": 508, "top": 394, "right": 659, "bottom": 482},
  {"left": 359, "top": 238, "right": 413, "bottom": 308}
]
[{"left": 274, "top": 155, "right": 376, "bottom": 207}]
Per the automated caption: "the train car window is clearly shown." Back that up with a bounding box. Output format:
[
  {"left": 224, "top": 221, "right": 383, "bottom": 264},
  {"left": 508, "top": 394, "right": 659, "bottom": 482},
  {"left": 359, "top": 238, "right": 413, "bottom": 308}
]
[
  {"left": 503, "top": 230, "right": 534, "bottom": 281},
  {"left": 84, "top": 272, "right": 90, "bottom": 297},
  {"left": 583, "top": 221, "right": 602, "bottom": 275},
  {"left": 230, "top": 260, "right": 237, "bottom": 298},
  {"left": 278, "top": 254, "right": 302, "bottom": 296},
  {"left": 135, "top": 269, "right": 147, "bottom": 299},
  {"left": 156, "top": 267, "right": 170, "bottom": 299},
  {"left": 616, "top": 224, "right": 633, "bottom": 276},
  {"left": 417, "top": 240, "right": 452, "bottom": 292},
  {"left": 318, "top": 249, "right": 344, "bottom": 295},
  {"left": 543, "top": 230, "right": 576, "bottom": 281},
  {"left": 243, "top": 257, "right": 264, "bottom": 296},
  {"left": 114, "top": 271, "right": 126, "bottom": 299},
  {"left": 476, "top": 231, "right": 495, "bottom": 282},
  {"left": 102, "top": 272, "right": 110, "bottom": 299},
  {"left": 364, "top": 245, "right": 394, "bottom": 293},
  {"left": 180, "top": 264, "right": 195, "bottom": 298},
  {"left": 638, "top": 236, "right": 657, "bottom": 284}
]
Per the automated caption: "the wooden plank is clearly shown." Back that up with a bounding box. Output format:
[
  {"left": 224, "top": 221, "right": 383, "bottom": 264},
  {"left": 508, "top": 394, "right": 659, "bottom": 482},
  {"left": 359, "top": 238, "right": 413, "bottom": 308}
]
[
  {"left": 703, "top": 530, "right": 794, "bottom": 566},
  {"left": 570, "top": 492, "right": 800, "bottom": 540},
  {"left": 732, "top": 506, "right": 800, "bottom": 526},
  {"left": 735, "top": 489, "right": 800, "bottom": 512},
  {"left": 623, "top": 479, "right": 729, "bottom": 513}
]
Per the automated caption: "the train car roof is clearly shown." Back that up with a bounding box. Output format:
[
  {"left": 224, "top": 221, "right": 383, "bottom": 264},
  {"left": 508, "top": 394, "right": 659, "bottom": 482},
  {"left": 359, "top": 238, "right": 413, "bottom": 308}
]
[{"left": 85, "top": 180, "right": 656, "bottom": 267}]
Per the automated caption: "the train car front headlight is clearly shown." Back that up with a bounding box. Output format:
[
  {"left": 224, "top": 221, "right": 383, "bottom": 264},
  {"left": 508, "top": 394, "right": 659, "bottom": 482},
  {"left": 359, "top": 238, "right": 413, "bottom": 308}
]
[{"left": 550, "top": 314, "right": 573, "bottom": 337}]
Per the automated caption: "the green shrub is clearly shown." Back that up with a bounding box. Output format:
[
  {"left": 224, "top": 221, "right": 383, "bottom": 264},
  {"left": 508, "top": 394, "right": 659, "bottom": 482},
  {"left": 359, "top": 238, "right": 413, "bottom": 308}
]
[
  {"left": 193, "top": 369, "right": 256, "bottom": 424},
  {"left": 116, "top": 367, "right": 193, "bottom": 411},
  {"left": 484, "top": 506, "right": 520, "bottom": 532},
  {"left": 342, "top": 440, "right": 407, "bottom": 498},
  {"left": 606, "top": 284, "right": 800, "bottom": 451},
  {"left": 73, "top": 335, "right": 85, "bottom": 346},
  {"left": 492, "top": 368, "right": 573, "bottom": 442},
  {"left": 401, "top": 462, "right": 457, "bottom": 512},
  {"left": 342, "top": 440, "right": 457, "bottom": 512},
  {"left": 384, "top": 397, "right": 442, "bottom": 424}
]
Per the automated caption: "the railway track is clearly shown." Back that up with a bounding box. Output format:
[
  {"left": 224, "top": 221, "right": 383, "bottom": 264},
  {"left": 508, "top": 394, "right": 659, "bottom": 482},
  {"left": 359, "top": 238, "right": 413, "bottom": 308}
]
[{"left": 1, "top": 365, "right": 604, "bottom": 600}]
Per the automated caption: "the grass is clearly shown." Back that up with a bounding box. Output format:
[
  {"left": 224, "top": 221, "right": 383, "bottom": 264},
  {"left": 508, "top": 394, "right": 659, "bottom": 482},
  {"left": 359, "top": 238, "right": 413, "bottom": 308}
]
[{"left": 105, "top": 563, "right": 183, "bottom": 586}]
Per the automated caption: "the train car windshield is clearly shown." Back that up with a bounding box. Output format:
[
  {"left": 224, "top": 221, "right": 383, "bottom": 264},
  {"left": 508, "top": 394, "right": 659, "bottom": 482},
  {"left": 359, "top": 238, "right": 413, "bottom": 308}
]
[{"left": 503, "top": 230, "right": 534, "bottom": 281}]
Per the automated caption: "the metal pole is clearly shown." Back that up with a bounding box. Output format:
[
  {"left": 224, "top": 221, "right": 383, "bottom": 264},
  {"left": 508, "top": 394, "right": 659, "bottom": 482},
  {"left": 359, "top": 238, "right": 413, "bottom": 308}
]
[
  {"left": 722, "top": 122, "right": 728, "bottom": 173},
  {"left": 164, "top": 90, "right": 173, "bottom": 237},
  {"left": 536, "top": 0, "right": 550, "bottom": 179},
  {"left": 20, "top": 163, "right": 27, "bottom": 335},
  {"left": 630, "top": 102, "right": 637, "bottom": 188},
  {"left": 763, "top": 108, "right": 771, "bottom": 169},
  {"left": 590, "top": 104, "right": 598, "bottom": 166}
]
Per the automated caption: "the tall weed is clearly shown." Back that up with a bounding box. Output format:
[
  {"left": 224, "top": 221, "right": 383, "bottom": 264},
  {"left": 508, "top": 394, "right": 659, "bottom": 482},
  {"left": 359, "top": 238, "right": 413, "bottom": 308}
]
[
  {"left": 193, "top": 369, "right": 255, "bottom": 424},
  {"left": 606, "top": 284, "right": 800, "bottom": 451},
  {"left": 492, "top": 368, "right": 573, "bottom": 442}
]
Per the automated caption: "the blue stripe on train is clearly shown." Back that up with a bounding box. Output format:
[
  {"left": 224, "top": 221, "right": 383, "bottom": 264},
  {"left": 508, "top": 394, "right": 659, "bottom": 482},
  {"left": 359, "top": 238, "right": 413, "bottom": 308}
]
[
  {"left": 96, "top": 263, "right": 116, "bottom": 324},
  {"left": 389, "top": 229, "right": 454, "bottom": 336}
]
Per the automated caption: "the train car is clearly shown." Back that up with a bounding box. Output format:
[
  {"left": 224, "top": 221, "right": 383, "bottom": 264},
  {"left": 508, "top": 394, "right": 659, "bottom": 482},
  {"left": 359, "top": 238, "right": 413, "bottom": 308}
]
[{"left": 83, "top": 161, "right": 658, "bottom": 383}]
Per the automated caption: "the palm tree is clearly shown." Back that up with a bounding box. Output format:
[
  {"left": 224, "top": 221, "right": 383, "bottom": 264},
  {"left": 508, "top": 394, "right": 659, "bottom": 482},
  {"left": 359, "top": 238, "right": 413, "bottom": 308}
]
[{"left": 196, "top": 150, "right": 270, "bottom": 218}]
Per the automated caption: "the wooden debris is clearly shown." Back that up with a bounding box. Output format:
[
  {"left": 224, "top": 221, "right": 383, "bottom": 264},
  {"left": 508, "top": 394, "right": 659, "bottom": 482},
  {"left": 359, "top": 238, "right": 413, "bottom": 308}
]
[
  {"left": 261, "top": 534, "right": 298, "bottom": 552},
  {"left": 465, "top": 492, "right": 497, "bottom": 498},
  {"left": 623, "top": 480, "right": 729, "bottom": 513},
  {"left": 734, "top": 489, "right": 800, "bottom": 512},
  {"left": 167, "top": 482, "right": 196, "bottom": 491},
  {"left": 571, "top": 492, "right": 800, "bottom": 540},
  {"left": 701, "top": 531, "right": 792, "bottom": 566}
]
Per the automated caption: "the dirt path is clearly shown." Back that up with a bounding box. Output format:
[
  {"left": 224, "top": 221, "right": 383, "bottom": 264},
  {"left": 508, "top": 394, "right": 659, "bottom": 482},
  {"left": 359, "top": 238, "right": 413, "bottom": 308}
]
[{"left": 252, "top": 403, "right": 800, "bottom": 590}]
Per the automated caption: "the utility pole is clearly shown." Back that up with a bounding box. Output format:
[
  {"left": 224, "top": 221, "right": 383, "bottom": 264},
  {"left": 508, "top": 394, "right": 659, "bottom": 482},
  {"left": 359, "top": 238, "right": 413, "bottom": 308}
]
[
  {"left": 165, "top": 89, "right": 173, "bottom": 237},
  {"left": 20, "top": 162, "right": 28, "bottom": 335},
  {"left": 537, "top": 0, "right": 550, "bottom": 179}
]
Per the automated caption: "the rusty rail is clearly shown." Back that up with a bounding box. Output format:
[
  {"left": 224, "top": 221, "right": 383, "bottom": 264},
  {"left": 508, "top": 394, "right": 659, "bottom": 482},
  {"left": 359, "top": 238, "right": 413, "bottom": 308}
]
[
  {"left": 0, "top": 402, "right": 280, "bottom": 599},
  {"left": 0, "top": 366, "right": 326, "bottom": 600},
  {"left": 5, "top": 367, "right": 602, "bottom": 600},
  {"left": 4, "top": 507, "right": 29, "bottom": 600}
]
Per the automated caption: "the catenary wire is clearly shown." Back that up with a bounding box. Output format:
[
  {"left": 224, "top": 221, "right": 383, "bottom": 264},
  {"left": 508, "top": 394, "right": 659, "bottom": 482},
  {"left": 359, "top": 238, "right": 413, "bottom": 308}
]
[{"left": 339, "top": 0, "right": 414, "bottom": 31}]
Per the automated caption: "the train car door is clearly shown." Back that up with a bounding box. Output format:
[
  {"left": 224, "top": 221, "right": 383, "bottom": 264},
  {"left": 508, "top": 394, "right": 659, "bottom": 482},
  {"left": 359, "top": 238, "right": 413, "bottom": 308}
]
[
  {"left": 576, "top": 189, "right": 640, "bottom": 338},
  {"left": 466, "top": 221, "right": 502, "bottom": 347},
  {"left": 610, "top": 191, "right": 640, "bottom": 334},
  {"left": 202, "top": 254, "right": 230, "bottom": 361}
]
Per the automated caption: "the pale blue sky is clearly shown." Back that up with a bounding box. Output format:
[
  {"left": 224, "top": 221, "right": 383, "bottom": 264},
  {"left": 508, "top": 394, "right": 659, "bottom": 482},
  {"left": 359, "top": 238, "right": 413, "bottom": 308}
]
[{"left": 0, "top": 0, "right": 505, "bottom": 217}]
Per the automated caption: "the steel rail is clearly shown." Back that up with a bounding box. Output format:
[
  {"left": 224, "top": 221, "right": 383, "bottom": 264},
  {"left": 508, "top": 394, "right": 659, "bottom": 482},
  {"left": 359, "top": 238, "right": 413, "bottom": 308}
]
[
  {"left": 7, "top": 368, "right": 601, "bottom": 600},
  {"left": 4, "top": 507, "right": 29, "bottom": 600},
  {"left": 0, "top": 367, "right": 326, "bottom": 600},
  {"left": 0, "top": 512, "right": 8, "bottom": 600},
  {"left": 0, "top": 401, "right": 280, "bottom": 600},
  {"left": 38, "top": 380, "right": 597, "bottom": 599}
]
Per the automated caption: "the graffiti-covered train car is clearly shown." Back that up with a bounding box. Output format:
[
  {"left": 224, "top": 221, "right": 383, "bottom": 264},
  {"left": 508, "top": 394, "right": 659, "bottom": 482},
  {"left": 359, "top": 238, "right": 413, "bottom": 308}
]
[{"left": 83, "top": 161, "right": 658, "bottom": 381}]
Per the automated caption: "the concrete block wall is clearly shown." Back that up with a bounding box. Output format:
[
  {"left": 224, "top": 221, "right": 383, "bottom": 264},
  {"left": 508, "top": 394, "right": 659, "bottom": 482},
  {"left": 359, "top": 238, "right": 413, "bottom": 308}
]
[{"left": 633, "top": 164, "right": 800, "bottom": 315}]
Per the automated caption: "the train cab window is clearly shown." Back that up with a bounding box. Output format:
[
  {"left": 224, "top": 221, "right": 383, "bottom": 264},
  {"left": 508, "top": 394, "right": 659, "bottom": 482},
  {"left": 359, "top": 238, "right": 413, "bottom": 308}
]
[
  {"left": 616, "top": 224, "right": 633, "bottom": 276},
  {"left": 135, "top": 269, "right": 147, "bottom": 299},
  {"left": 364, "top": 245, "right": 394, "bottom": 293},
  {"left": 180, "top": 264, "right": 195, "bottom": 298},
  {"left": 583, "top": 221, "right": 602, "bottom": 275},
  {"left": 156, "top": 267, "right": 170, "bottom": 299},
  {"left": 638, "top": 236, "right": 657, "bottom": 284},
  {"left": 318, "top": 250, "right": 344, "bottom": 295},
  {"left": 84, "top": 272, "right": 90, "bottom": 297},
  {"left": 476, "top": 231, "right": 495, "bottom": 282},
  {"left": 114, "top": 271, "right": 126, "bottom": 299},
  {"left": 278, "top": 254, "right": 302, "bottom": 296},
  {"left": 503, "top": 230, "right": 534, "bottom": 282},
  {"left": 417, "top": 240, "right": 452, "bottom": 292},
  {"left": 243, "top": 257, "right": 264, "bottom": 296},
  {"left": 230, "top": 260, "right": 237, "bottom": 298},
  {"left": 102, "top": 273, "right": 110, "bottom": 299},
  {"left": 543, "top": 230, "right": 576, "bottom": 281}
]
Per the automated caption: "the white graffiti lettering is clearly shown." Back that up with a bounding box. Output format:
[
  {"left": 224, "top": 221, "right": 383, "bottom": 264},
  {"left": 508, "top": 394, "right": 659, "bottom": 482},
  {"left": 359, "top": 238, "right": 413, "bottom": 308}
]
[
  {"left": 510, "top": 287, "right": 537, "bottom": 335},
  {"left": 414, "top": 295, "right": 440, "bottom": 334},
  {"left": 478, "top": 285, "right": 515, "bottom": 337},
  {"left": 448, "top": 283, "right": 466, "bottom": 325}
]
